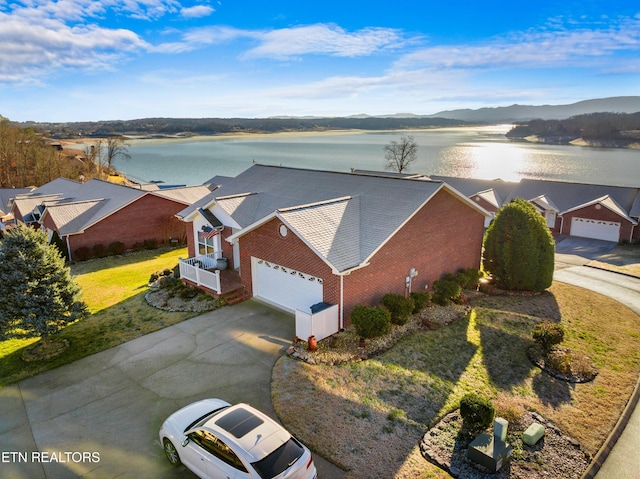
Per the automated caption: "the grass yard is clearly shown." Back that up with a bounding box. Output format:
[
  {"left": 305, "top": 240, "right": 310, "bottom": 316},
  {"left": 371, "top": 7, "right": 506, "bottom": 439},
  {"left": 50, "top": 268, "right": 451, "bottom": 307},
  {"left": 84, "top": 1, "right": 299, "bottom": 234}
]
[
  {"left": 0, "top": 246, "right": 197, "bottom": 387},
  {"left": 272, "top": 282, "right": 640, "bottom": 478}
]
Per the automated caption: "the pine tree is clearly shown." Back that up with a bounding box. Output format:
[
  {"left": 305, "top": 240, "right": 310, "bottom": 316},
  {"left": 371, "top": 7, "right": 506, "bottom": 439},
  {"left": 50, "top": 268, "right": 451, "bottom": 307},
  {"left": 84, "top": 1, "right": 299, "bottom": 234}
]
[
  {"left": 483, "top": 198, "right": 555, "bottom": 292},
  {"left": 0, "top": 224, "right": 88, "bottom": 341}
]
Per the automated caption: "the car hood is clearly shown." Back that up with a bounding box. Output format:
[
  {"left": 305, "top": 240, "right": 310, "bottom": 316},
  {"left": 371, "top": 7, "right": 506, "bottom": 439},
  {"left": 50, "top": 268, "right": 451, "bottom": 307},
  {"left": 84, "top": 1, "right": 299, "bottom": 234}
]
[{"left": 164, "top": 398, "right": 231, "bottom": 434}]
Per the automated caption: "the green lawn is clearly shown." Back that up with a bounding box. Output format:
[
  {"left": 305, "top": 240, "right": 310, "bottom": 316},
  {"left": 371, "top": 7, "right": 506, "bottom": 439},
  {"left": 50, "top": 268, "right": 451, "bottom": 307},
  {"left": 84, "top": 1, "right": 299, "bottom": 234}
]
[
  {"left": 272, "top": 282, "right": 640, "bottom": 478},
  {"left": 0, "top": 247, "right": 197, "bottom": 387}
]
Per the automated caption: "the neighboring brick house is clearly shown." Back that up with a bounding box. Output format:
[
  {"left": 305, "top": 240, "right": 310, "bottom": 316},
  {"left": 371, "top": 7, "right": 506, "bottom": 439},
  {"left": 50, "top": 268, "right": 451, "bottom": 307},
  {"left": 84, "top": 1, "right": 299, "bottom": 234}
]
[
  {"left": 10, "top": 178, "right": 211, "bottom": 260},
  {"left": 430, "top": 176, "right": 640, "bottom": 243},
  {"left": 177, "top": 164, "right": 490, "bottom": 332}
]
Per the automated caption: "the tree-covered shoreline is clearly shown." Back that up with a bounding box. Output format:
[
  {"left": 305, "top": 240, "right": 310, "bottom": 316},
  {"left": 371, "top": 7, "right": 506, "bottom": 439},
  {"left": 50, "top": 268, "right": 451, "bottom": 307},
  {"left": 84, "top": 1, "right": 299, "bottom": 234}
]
[{"left": 506, "top": 112, "right": 640, "bottom": 148}]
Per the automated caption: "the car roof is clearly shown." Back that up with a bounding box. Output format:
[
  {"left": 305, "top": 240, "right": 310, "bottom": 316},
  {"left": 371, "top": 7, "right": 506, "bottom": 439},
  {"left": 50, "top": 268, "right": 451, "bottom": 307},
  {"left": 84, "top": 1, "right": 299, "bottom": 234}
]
[{"left": 203, "top": 403, "right": 291, "bottom": 462}]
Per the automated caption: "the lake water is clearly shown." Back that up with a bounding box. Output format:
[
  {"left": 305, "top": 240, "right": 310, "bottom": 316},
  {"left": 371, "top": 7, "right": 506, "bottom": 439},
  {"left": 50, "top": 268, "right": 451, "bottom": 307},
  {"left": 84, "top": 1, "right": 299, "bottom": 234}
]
[{"left": 111, "top": 125, "right": 640, "bottom": 187}]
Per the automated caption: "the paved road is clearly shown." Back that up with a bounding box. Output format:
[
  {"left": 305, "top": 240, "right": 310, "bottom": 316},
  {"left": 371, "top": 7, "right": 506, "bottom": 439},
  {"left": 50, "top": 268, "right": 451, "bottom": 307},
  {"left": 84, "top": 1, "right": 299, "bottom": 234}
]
[
  {"left": 553, "top": 265, "right": 640, "bottom": 479},
  {"left": 0, "top": 300, "right": 345, "bottom": 479}
]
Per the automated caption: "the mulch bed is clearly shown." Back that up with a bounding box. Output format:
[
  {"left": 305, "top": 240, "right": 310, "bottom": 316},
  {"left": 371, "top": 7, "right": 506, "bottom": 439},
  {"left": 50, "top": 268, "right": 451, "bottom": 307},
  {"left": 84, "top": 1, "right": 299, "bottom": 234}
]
[{"left": 420, "top": 410, "right": 591, "bottom": 479}]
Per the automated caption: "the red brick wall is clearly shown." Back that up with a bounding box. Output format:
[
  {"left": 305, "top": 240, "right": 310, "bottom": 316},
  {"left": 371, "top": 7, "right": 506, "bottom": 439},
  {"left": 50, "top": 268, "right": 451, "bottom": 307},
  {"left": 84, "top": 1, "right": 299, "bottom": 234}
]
[
  {"left": 341, "top": 188, "right": 485, "bottom": 323},
  {"left": 237, "top": 188, "right": 485, "bottom": 326},
  {"left": 560, "top": 205, "right": 634, "bottom": 243},
  {"left": 237, "top": 218, "right": 339, "bottom": 305},
  {"left": 65, "top": 195, "right": 187, "bottom": 259}
]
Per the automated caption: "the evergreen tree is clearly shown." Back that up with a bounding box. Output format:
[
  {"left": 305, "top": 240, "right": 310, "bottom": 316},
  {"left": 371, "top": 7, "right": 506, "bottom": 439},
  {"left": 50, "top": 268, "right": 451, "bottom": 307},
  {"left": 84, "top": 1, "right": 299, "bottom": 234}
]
[
  {"left": 0, "top": 224, "right": 88, "bottom": 341},
  {"left": 483, "top": 198, "right": 555, "bottom": 291}
]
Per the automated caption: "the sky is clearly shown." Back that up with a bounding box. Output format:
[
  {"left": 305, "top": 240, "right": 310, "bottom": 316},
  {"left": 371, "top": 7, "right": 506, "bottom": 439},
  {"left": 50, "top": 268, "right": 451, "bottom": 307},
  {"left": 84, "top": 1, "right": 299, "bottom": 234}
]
[{"left": 1, "top": 0, "right": 639, "bottom": 122}]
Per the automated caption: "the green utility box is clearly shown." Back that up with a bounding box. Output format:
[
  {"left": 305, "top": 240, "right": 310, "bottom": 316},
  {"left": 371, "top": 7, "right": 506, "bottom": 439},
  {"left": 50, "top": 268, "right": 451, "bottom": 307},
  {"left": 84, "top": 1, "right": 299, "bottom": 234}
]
[
  {"left": 522, "top": 423, "right": 545, "bottom": 446},
  {"left": 468, "top": 418, "right": 513, "bottom": 472}
]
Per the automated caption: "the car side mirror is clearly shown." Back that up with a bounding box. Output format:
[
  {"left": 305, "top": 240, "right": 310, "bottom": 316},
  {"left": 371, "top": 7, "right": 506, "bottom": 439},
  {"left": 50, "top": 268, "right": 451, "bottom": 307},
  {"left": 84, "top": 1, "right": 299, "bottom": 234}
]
[{"left": 181, "top": 437, "right": 190, "bottom": 447}]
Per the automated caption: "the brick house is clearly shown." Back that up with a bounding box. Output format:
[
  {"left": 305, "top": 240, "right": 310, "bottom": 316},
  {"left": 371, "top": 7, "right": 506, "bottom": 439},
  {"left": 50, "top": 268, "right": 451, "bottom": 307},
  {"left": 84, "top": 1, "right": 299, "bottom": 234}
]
[
  {"left": 431, "top": 176, "right": 640, "bottom": 243},
  {"left": 177, "top": 165, "right": 490, "bottom": 334},
  {"left": 10, "top": 178, "right": 211, "bottom": 260}
]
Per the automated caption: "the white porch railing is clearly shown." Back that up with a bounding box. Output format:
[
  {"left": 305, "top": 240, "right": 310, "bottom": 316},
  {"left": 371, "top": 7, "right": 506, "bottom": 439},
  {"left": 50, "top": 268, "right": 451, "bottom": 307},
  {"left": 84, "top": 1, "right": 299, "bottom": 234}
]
[{"left": 179, "top": 253, "right": 222, "bottom": 293}]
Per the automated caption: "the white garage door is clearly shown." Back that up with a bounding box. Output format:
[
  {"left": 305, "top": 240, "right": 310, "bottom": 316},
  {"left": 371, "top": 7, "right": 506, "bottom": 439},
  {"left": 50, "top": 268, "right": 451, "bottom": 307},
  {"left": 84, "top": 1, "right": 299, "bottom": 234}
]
[
  {"left": 570, "top": 217, "right": 620, "bottom": 242},
  {"left": 252, "top": 257, "right": 323, "bottom": 313}
]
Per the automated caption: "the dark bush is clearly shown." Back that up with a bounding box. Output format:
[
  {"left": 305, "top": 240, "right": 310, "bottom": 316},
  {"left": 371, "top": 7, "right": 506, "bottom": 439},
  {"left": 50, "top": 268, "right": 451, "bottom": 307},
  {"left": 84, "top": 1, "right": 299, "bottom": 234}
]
[
  {"left": 456, "top": 268, "right": 482, "bottom": 289},
  {"left": 74, "top": 246, "right": 92, "bottom": 261},
  {"left": 132, "top": 242, "right": 145, "bottom": 252},
  {"left": 143, "top": 238, "right": 159, "bottom": 250},
  {"left": 179, "top": 284, "right": 200, "bottom": 300},
  {"left": 50, "top": 230, "right": 69, "bottom": 261},
  {"left": 460, "top": 393, "right": 495, "bottom": 432},
  {"left": 351, "top": 305, "right": 392, "bottom": 338},
  {"left": 381, "top": 293, "right": 415, "bottom": 325},
  {"left": 410, "top": 291, "right": 431, "bottom": 313},
  {"left": 432, "top": 279, "right": 462, "bottom": 306},
  {"left": 532, "top": 322, "right": 565, "bottom": 353},
  {"left": 158, "top": 275, "right": 180, "bottom": 290},
  {"left": 92, "top": 243, "right": 108, "bottom": 258},
  {"left": 108, "top": 241, "right": 125, "bottom": 256},
  {"left": 173, "top": 264, "right": 180, "bottom": 278}
]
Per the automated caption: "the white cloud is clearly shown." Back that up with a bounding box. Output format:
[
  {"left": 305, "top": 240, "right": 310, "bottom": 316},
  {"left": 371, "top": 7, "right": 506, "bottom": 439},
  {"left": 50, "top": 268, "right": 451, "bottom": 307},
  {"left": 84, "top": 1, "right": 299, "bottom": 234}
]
[
  {"left": 242, "top": 24, "right": 404, "bottom": 59},
  {"left": 181, "top": 4, "right": 214, "bottom": 19},
  {"left": 0, "top": 13, "right": 148, "bottom": 82},
  {"left": 395, "top": 16, "right": 640, "bottom": 71}
]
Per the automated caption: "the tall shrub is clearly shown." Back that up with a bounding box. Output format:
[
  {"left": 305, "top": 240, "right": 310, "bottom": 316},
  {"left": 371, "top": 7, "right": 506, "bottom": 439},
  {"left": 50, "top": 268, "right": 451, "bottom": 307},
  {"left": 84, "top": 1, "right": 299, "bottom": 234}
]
[
  {"left": 483, "top": 198, "right": 555, "bottom": 291},
  {"left": 351, "top": 306, "right": 392, "bottom": 338},
  {"left": 381, "top": 293, "right": 415, "bottom": 325}
]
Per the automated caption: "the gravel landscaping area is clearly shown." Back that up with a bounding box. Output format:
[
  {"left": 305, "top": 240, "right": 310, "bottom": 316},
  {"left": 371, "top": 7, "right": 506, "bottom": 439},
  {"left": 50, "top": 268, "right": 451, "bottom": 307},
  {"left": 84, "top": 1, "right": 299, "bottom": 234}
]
[{"left": 421, "top": 410, "right": 591, "bottom": 479}]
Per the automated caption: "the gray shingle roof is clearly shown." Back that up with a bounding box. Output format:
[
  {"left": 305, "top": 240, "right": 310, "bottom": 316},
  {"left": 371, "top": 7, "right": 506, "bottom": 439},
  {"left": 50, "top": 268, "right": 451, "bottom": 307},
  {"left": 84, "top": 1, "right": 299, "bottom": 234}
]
[
  {"left": 195, "top": 164, "right": 487, "bottom": 272},
  {"left": 152, "top": 185, "right": 211, "bottom": 205},
  {"left": 0, "top": 188, "right": 32, "bottom": 215},
  {"left": 429, "top": 176, "right": 519, "bottom": 204},
  {"left": 506, "top": 179, "right": 640, "bottom": 216}
]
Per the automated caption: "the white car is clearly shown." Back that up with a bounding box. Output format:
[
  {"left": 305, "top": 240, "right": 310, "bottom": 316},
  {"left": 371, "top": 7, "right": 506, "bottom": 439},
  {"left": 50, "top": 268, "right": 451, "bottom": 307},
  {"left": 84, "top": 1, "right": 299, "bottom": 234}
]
[{"left": 159, "top": 398, "right": 317, "bottom": 479}]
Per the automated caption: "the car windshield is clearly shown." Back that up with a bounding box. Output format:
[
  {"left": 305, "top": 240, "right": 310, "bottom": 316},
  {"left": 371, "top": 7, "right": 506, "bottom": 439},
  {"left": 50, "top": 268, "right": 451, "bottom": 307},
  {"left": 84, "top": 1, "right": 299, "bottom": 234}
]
[
  {"left": 184, "top": 406, "right": 230, "bottom": 433},
  {"left": 251, "top": 437, "right": 304, "bottom": 479}
]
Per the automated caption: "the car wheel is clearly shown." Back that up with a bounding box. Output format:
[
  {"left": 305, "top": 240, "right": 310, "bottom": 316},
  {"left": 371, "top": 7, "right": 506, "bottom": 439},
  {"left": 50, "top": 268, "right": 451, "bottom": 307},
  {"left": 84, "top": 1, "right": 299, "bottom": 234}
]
[{"left": 163, "top": 439, "right": 181, "bottom": 465}]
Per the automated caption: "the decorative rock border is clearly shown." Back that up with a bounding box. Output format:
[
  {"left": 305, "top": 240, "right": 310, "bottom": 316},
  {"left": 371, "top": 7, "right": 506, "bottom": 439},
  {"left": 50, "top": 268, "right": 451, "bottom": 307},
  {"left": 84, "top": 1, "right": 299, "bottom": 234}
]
[{"left": 527, "top": 346, "right": 598, "bottom": 383}]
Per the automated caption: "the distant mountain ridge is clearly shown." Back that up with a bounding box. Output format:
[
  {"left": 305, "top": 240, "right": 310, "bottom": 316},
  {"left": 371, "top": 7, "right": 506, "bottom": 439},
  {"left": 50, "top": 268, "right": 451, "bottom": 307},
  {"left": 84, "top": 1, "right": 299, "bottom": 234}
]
[{"left": 426, "top": 96, "right": 640, "bottom": 122}]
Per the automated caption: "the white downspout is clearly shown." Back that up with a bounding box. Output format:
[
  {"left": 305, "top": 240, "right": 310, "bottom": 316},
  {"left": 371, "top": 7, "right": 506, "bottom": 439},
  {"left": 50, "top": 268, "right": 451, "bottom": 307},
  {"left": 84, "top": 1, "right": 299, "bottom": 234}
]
[
  {"left": 65, "top": 235, "right": 72, "bottom": 262},
  {"left": 339, "top": 274, "right": 344, "bottom": 330}
]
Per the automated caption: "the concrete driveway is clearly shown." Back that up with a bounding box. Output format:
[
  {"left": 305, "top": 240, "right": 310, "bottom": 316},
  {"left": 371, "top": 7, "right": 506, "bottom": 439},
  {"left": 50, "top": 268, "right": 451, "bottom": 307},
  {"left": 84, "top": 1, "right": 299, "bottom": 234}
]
[
  {"left": 555, "top": 235, "right": 618, "bottom": 266},
  {"left": 0, "top": 300, "right": 344, "bottom": 479}
]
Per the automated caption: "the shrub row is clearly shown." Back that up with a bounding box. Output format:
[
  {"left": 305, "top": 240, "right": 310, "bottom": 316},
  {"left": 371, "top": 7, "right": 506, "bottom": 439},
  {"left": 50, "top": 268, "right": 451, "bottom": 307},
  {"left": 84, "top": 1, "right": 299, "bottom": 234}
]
[
  {"left": 73, "top": 238, "right": 164, "bottom": 261},
  {"left": 432, "top": 268, "right": 481, "bottom": 305},
  {"left": 74, "top": 241, "right": 126, "bottom": 261}
]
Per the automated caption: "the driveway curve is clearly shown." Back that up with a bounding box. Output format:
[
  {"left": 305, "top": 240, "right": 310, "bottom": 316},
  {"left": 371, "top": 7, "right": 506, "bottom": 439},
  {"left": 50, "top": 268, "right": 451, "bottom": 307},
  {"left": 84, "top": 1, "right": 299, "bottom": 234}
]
[
  {"left": 553, "top": 266, "right": 640, "bottom": 479},
  {"left": 0, "top": 300, "right": 344, "bottom": 479}
]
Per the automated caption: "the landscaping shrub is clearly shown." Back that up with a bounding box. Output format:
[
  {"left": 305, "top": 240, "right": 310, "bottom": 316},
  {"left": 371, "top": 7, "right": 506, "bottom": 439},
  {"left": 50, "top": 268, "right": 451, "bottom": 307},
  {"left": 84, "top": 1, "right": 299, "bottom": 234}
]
[
  {"left": 483, "top": 198, "right": 555, "bottom": 292},
  {"left": 350, "top": 305, "right": 392, "bottom": 338},
  {"left": 410, "top": 291, "right": 431, "bottom": 313},
  {"left": 460, "top": 393, "right": 495, "bottom": 432},
  {"left": 456, "top": 268, "right": 482, "bottom": 289},
  {"left": 108, "top": 241, "right": 125, "bottom": 256},
  {"left": 532, "top": 322, "right": 565, "bottom": 353},
  {"left": 143, "top": 238, "right": 159, "bottom": 250},
  {"left": 92, "top": 243, "right": 108, "bottom": 258},
  {"left": 179, "top": 284, "right": 200, "bottom": 300},
  {"left": 74, "top": 246, "right": 92, "bottom": 262},
  {"left": 432, "top": 279, "right": 462, "bottom": 306},
  {"left": 381, "top": 293, "right": 415, "bottom": 325}
]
